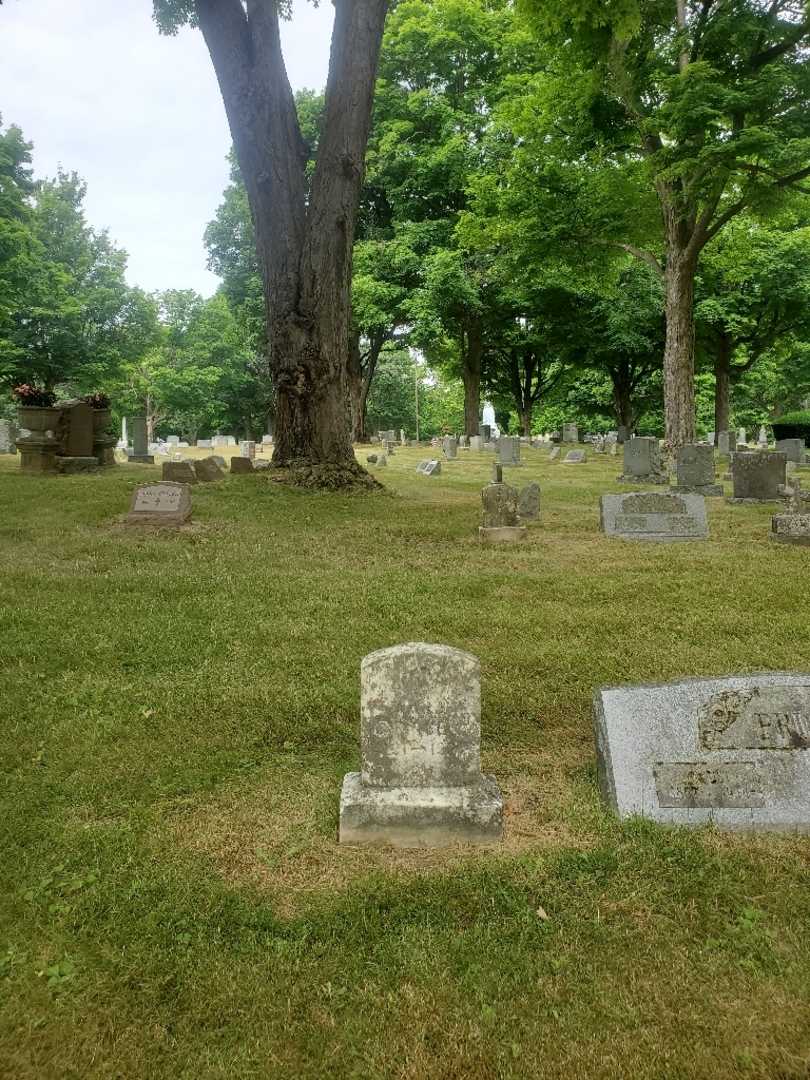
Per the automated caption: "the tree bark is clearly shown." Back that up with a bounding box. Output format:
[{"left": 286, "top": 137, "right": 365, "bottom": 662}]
[
  {"left": 347, "top": 329, "right": 385, "bottom": 442},
  {"left": 462, "top": 318, "right": 482, "bottom": 436},
  {"left": 518, "top": 407, "right": 532, "bottom": 437},
  {"left": 196, "top": 0, "right": 388, "bottom": 481},
  {"left": 662, "top": 236, "right": 698, "bottom": 447},
  {"left": 713, "top": 332, "right": 731, "bottom": 442}
]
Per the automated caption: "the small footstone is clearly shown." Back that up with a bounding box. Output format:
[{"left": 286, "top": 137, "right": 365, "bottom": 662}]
[
  {"left": 162, "top": 461, "right": 197, "bottom": 484},
  {"left": 416, "top": 459, "right": 441, "bottom": 476},
  {"left": 563, "top": 450, "right": 586, "bottom": 464},
  {"left": 339, "top": 643, "right": 504, "bottom": 847},
  {"left": 194, "top": 456, "right": 226, "bottom": 482}
]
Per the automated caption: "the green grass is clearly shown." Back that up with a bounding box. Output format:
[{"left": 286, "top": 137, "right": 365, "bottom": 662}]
[{"left": 1, "top": 445, "right": 810, "bottom": 1080}]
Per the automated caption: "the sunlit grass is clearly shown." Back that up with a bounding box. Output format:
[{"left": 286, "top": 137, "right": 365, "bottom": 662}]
[{"left": 1, "top": 446, "right": 809, "bottom": 1079}]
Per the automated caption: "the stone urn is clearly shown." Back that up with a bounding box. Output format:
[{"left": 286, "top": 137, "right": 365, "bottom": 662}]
[
  {"left": 91, "top": 407, "right": 112, "bottom": 436},
  {"left": 17, "top": 405, "right": 62, "bottom": 436}
]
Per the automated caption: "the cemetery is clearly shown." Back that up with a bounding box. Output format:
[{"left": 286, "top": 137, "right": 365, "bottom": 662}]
[{"left": 3, "top": 0, "right": 810, "bottom": 1077}]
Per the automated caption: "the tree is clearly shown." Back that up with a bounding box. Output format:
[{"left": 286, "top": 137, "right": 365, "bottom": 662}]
[
  {"left": 695, "top": 214, "right": 810, "bottom": 436},
  {"left": 154, "top": 0, "right": 388, "bottom": 484},
  {"left": 521, "top": 0, "right": 810, "bottom": 446}
]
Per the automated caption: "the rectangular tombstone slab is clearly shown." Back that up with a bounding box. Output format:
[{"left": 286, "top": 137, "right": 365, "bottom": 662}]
[
  {"left": 601, "top": 491, "right": 708, "bottom": 541},
  {"left": 193, "top": 456, "right": 226, "bottom": 482},
  {"left": 548, "top": 446, "right": 560, "bottom": 461},
  {"left": 126, "top": 482, "right": 191, "bottom": 526},
  {"left": 340, "top": 643, "right": 503, "bottom": 847},
  {"left": 443, "top": 436, "right": 458, "bottom": 460},
  {"left": 469, "top": 436, "right": 483, "bottom": 451},
  {"left": 594, "top": 674, "right": 810, "bottom": 830},
  {"left": 240, "top": 440, "right": 256, "bottom": 460},
  {"left": 563, "top": 450, "right": 585, "bottom": 464},
  {"left": 620, "top": 436, "right": 666, "bottom": 482},
  {"left": 674, "top": 444, "right": 722, "bottom": 495},
  {"left": 497, "top": 436, "right": 521, "bottom": 465},
  {"left": 130, "top": 417, "right": 148, "bottom": 457},
  {"left": 518, "top": 482, "right": 540, "bottom": 520},
  {"left": 731, "top": 451, "right": 786, "bottom": 501},
  {"left": 196, "top": 439, "right": 213, "bottom": 449},
  {"left": 416, "top": 459, "right": 441, "bottom": 476},
  {"left": 479, "top": 424, "right": 491, "bottom": 440},
  {"left": 562, "top": 423, "right": 579, "bottom": 443},
  {"left": 717, "top": 430, "right": 736, "bottom": 455},
  {"left": 776, "top": 439, "right": 806, "bottom": 464},
  {"left": 771, "top": 513, "right": 810, "bottom": 546},
  {"left": 162, "top": 460, "right": 197, "bottom": 484},
  {"left": 61, "top": 402, "right": 94, "bottom": 458},
  {"left": 230, "top": 456, "right": 254, "bottom": 475}
]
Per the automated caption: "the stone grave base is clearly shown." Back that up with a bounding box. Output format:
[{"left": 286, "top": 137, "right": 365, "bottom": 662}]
[
  {"left": 57, "top": 456, "right": 99, "bottom": 474},
  {"left": 672, "top": 483, "right": 723, "bottom": 497},
  {"left": 617, "top": 473, "right": 668, "bottom": 485},
  {"left": 339, "top": 773, "right": 503, "bottom": 848},
  {"left": 726, "top": 497, "right": 779, "bottom": 505},
  {"left": 128, "top": 454, "right": 155, "bottom": 464},
  {"left": 771, "top": 514, "right": 810, "bottom": 546},
  {"left": 478, "top": 526, "right": 528, "bottom": 544}
]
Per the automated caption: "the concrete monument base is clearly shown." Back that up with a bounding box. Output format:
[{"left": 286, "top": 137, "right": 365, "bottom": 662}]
[
  {"left": 478, "top": 526, "right": 528, "bottom": 544},
  {"left": 339, "top": 772, "right": 503, "bottom": 847},
  {"left": 672, "top": 484, "right": 723, "bottom": 497},
  {"left": 129, "top": 454, "right": 155, "bottom": 465}
]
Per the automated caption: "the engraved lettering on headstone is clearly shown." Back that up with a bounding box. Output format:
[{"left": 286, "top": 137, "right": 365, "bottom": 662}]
[
  {"left": 654, "top": 761, "right": 764, "bottom": 808},
  {"left": 698, "top": 688, "right": 810, "bottom": 750}
]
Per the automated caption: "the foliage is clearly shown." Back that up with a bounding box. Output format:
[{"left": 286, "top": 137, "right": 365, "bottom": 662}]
[{"left": 11, "top": 383, "right": 55, "bottom": 407}]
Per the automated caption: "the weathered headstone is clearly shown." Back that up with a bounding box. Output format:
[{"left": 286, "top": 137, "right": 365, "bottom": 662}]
[
  {"left": 240, "top": 440, "right": 256, "bottom": 460},
  {"left": 563, "top": 450, "right": 586, "bottom": 464},
  {"left": 776, "top": 438, "right": 806, "bottom": 465},
  {"left": 126, "top": 482, "right": 192, "bottom": 526},
  {"left": 738, "top": 427, "right": 747, "bottom": 447},
  {"left": 562, "top": 422, "right": 579, "bottom": 443},
  {"left": 730, "top": 451, "right": 786, "bottom": 502},
  {"left": 162, "top": 460, "right": 197, "bottom": 484},
  {"left": 194, "top": 456, "right": 226, "bottom": 482},
  {"left": 443, "top": 436, "right": 458, "bottom": 460},
  {"left": 549, "top": 446, "right": 560, "bottom": 461},
  {"left": 594, "top": 673, "right": 810, "bottom": 831},
  {"left": 673, "top": 444, "right": 722, "bottom": 496},
  {"left": 518, "top": 482, "right": 540, "bottom": 521},
  {"left": 230, "top": 457, "right": 254, "bottom": 475},
  {"left": 771, "top": 476, "right": 810, "bottom": 545},
  {"left": 129, "top": 417, "right": 154, "bottom": 464},
  {"left": 262, "top": 434, "right": 273, "bottom": 445},
  {"left": 416, "top": 459, "right": 441, "bottom": 476},
  {"left": 758, "top": 426, "right": 769, "bottom": 448},
  {"left": 479, "top": 423, "right": 491, "bottom": 441},
  {"left": 479, "top": 477, "right": 526, "bottom": 543},
  {"left": 600, "top": 491, "right": 708, "bottom": 541},
  {"left": 339, "top": 643, "right": 504, "bottom": 847},
  {"left": 619, "top": 437, "right": 667, "bottom": 484},
  {"left": 197, "top": 439, "right": 213, "bottom": 450},
  {"left": 61, "top": 401, "right": 94, "bottom": 458},
  {"left": 497, "top": 436, "right": 521, "bottom": 466},
  {"left": 166, "top": 435, "right": 180, "bottom": 447},
  {"left": 366, "top": 453, "right": 378, "bottom": 464},
  {"left": 469, "top": 435, "right": 483, "bottom": 452},
  {"left": 0, "top": 419, "right": 18, "bottom": 454},
  {"left": 375, "top": 454, "right": 388, "bottom": 467},
  {"left": 717, "top": 430, "right": 737, "bottom": 456}
]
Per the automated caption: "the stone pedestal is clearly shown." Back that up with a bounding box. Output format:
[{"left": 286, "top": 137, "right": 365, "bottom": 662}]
[{"left": 339, "top": 644, "right": 503, "bottom": 847}]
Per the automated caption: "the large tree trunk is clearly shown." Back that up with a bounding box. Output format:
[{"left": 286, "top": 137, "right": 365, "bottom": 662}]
[
  {"left": 462, "top": 318, "right": 482, "bottom": 436},
  {"left": 713, "top": 333, "right": 731, "bottom": 442},
  {"left": 347, "top": 330, "right": 383, "bottom": 443},
  {"left": 662, "top": 241, "right": 698, "bottom": 447},
  {"left": 518, "top": 407, "right": 532, "bottom": 437},
  {"left": 196, "top": 0, "right": 388, "bottom": 484}
]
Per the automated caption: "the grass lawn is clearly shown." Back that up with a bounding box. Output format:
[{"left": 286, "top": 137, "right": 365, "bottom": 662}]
[{"left": 1, "top": 445, "right": 809, "bottom": 1080}]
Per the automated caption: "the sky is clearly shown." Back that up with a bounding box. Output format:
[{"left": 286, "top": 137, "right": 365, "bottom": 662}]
[{"left": 0, "top": 0, "right": 335, "bottom": 296}]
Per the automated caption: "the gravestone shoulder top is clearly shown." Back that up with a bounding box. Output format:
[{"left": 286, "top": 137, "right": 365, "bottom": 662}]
[{"left": 594, "top": 672, "right": 810, "bottom": 831}]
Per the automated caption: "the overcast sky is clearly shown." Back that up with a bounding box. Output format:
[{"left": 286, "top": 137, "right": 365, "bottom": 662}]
[{"left": 0, "top": 0, "right": 334, "bottom": 296}]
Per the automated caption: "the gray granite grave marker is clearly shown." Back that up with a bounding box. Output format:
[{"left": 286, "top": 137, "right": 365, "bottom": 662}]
[
  {"left": 673, "top": 444, "right": 722, "bottom": 496},
  {"left": 594, "top": 673, "right": 810, "bottom": 830},
  {"left": 126, "top": 482, "right": 191, "bottom": 526},
  {"left": 563, "top": 450, "right": 586, "bottom": 464},
  {"left": 600, "top": 491, "right": 708, "bottom": 541},
  {"left": 730, "top": 451, "right": 786, "bottom": 502},
  {"left": 776, "top": 438, "right": 806, "bottom": 465},
  {"left": 619, "top": 437, "right": 667, "bottom": 483}
]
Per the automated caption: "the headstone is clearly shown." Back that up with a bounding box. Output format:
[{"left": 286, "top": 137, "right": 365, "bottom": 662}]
[
  {"left": 771, "top": 477, "right": 810, "bottom": 545},
  {"left": 197, "top": 439, "right": 213, "bottom": 450},
  {"left": 212, "top": 455, "right": 227, "bottom": 469},
  {"left": 400, "top": 429, "right": 407, "bottom": 445},
  {"left": 593, "top": 435, "right": 607, "bottom": 454},
  {"left": 61, "top": 402, "right": 94, "bottom": 458},
  {"left": 610, "top": 441, "right": 618, "bottom": 456},
  {"left": 619, "top": 437, "right": 667, "bottom": 483},
  {"left": 738, "top": 427, "right": 747, "bottom": 447},
  {"left": 366, "top": 453, "right": 378, "bottom": 464},
  {"left": 479, "top": 424, "right": 491, "bottom": 441},
  {"left": 470, "top": 436, "right": 483, "bottom": 452},
  {"left": 129, "top": 417, "right": 154, "bottom": 464},
  {"left": 594, "top": 673, "right": 810, "bottom": 831},
  {"left": 672, "top": 444, "right": 722, "bottom": 496},
  {"left": 518, "top": 482, "right": 540, "bottom": 521},
  {"left": 240, "top": 440, "right": 256, "bottom": 460},
  {"left": 563, "top": 450, "right": 586, "bottom": 464},
  {"left": 758, "top": 426, "right": 769, "bottom": 448},
  {"left": 416, "top": 459, "right": 441, "bottom": 476},
  {"left": 707, "top": 431, "right": 716, "bottom": 447},
  {"left": 194, "top": 456, "right": 226, "bottom": 482},
  {"left": 166, "top": 435, "right": 180, "bottom": 447},
  {"left": 776, "top": 438, "right": 806, "bottom": 465},
  {"left": 162, "top": 461, "right": 197, "bottom": 484},
  {"left": 458, "top": 435, "right": 468, "bottom": 449},
  {"left": 730, "top": 451, "right": 786, "bottom": 502},
  {"left": 443, "top": 436, "right": 458, "bottom": 460},
  {"left": 0, "top": 419, "right": 18, "bottom": 454},
  {"left": 213, "top": 436, "right": 228, "bottom": 448},
  {"left": 178, "top": 441, "right": 190, "bottom": 449},
  {"left": 126, "top": 482, "right": 192, "bottom": 526},
  {"left": 339, "top": 644, "right": 504, "bottom": 847},
  {"left": 600, "top": 491, "right": 708, "bottom": 541},
  {"left": 497, "top": 436, "right": 521, "bottom": 466},
  {"left": 548, "top": 446, "right": 560, "bottom": 461},
  {"left": 562, "top": 422, "right": 579, "bottom": 443},
  {"left": 717, "top": 430, "right": 737, "bottom": 456},
  {"left": 230, "top": 457, "right": 254, "bottom": 475},
  {"left": 262, "top": 434, "right": 273, "bottom": 445},
  {"left": 479, "top": 477, "right": 526, "bottom": 543},
  {"left": 375, "top": 454, "right": 387, "bottom": 467},
  {"left": 225, "top": 436, "right": 237, "bottom": 446}
]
